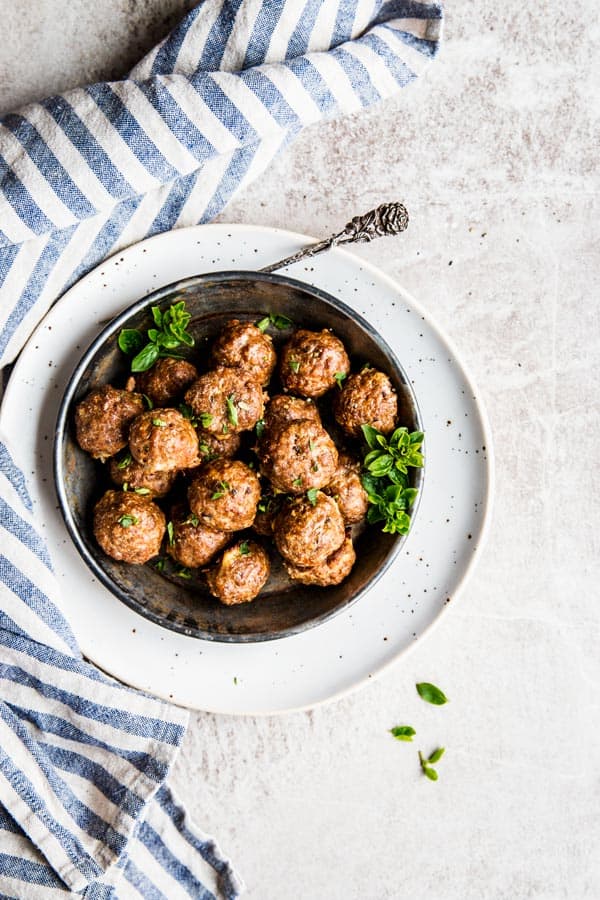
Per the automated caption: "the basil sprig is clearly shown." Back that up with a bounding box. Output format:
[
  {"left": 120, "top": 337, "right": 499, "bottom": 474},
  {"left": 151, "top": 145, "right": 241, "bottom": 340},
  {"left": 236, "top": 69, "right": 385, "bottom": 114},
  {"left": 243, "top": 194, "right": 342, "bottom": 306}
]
[
  {"left": 419, "top": 748, "right": 445, "bottom": 781},
  {"left": 118, "top": 300, "right": 194, "bottom": 373},
  {"left": 360, "top": 424, "right": 423, "bottom": 535}
]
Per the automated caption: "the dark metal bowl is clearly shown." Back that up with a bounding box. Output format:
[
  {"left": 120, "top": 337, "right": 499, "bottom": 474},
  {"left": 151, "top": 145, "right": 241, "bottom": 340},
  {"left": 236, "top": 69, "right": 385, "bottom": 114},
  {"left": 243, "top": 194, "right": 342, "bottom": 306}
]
[{"left": 54, "top": 272, "right": 423, "bottom": 642}]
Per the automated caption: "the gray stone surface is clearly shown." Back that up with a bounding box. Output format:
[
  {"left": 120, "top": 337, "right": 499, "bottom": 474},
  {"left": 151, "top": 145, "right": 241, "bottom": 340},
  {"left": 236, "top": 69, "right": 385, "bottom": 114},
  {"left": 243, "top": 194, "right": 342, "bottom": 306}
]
[{"left": 1, "top": 1, "right": 599, "bottom": 898}]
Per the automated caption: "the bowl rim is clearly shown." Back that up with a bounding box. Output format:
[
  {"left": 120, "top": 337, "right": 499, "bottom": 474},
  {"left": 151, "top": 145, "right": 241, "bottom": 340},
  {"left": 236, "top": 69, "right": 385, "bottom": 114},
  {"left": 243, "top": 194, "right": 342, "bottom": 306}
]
[{"left": 53, "top": 269, "right": 424, "bottom": 643}]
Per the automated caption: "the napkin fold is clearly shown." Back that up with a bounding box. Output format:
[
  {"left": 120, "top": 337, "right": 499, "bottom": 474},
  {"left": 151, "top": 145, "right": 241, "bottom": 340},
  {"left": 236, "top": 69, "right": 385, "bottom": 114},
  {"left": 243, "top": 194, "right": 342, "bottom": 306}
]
[{"left": 0, "top": 1, "right": 442, "bottom": 896}]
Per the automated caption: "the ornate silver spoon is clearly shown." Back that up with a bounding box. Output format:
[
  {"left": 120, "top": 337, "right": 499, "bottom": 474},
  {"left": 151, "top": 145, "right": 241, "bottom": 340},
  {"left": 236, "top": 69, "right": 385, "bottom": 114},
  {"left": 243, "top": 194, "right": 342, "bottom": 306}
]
[{"left": 259, "top": 202, "right": 409, "bottom": 274}]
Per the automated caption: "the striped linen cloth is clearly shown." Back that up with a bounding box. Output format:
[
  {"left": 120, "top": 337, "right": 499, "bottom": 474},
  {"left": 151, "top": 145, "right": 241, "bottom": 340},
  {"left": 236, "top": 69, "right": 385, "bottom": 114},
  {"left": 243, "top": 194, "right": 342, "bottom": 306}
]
[{"left": 0, "top": 1, "right": 443, "bottom": 896}]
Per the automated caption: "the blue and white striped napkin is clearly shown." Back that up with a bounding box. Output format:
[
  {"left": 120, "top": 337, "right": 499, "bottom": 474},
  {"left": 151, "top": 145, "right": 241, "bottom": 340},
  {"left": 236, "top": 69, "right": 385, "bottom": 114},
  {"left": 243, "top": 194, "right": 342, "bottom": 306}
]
[{"left": 0, "top": 2, "right": 442, "bottom": 896}]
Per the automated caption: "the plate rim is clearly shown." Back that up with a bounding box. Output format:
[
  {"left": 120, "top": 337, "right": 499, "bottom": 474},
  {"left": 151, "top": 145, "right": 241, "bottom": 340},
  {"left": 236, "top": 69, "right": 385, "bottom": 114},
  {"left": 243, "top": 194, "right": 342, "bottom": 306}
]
[{"left": 1, "top": 222, "right": 495, "bottom": 715}]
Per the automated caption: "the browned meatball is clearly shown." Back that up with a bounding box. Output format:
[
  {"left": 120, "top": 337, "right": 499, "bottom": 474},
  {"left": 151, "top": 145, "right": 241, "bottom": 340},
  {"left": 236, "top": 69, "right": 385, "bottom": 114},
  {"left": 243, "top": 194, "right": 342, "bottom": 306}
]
[
  {"left": 284, "top": 535, "right": 356, "bottom": 586},
  {"left": 129, "top": 408, "right": 199, "bottom": 472},
  {"left": 93, "top": 489, "right": 165, "bottom": 564},
  {"left": 262, "top": 394, "right": 321, "bottom": 433},
  {"left": 184, "top": 366, "right": 265, "bottom": 436},
  {"left": 279, "top": 329, "right": 350, "bottom": 398},
  {"left": 109, "top": 453, "right": 177, "bottom": 498},
  {"left": 252, "top": 493, "right": 282, "bottom": 537},
  {"left": 75, "top": 385, "right": 144, "bottom": 460},
  {"left": 333, "top": 368, "right": 398, "bottom": 438},
  {"left": 325, "top": 453, "right": 368, "bottom": 524},
  {"left": 259, "top": 420, "right": 338, "bottom": 494},
  {"left": 210, "top": 320, "right": 276, "bottom": 386},
  {"left": 188, "top": 459, "right": 260, "bottom": 532},
  {"left": 196, "top": 428, "right": 241, "bottom": 462},
  {"left": 166, "top": 505, "right": 230, "bottom": 569},
  {"left": 206, "top": 539, "right": 270, "bottom": 605},
  {"left": 274, "top": 492, "right": 345, "bottom": 567},
  {"left": 134, "top": 357, "right": 198, "bottom": 407}
]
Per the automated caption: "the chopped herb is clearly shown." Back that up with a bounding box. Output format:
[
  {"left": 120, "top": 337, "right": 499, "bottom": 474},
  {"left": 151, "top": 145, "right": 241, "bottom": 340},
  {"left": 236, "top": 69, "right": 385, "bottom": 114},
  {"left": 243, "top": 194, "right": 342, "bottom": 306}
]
[
  {"left": 306, "top": 488, "right": 319, "bottom": 506},
  {"left": 334, "top": 371, "right": 347, "bottom": 389},
  {"left": 133, "top": 487, "right": 151, "bottom": 495},
  {"left": 118, "top": 515, "right": 138, "bottom": 528},
  {"left": 239, "top": 541, "right": 250, "bottom": 556},
  {"left": 226, "top": 394, "right": 238, "bottom": 427},
  {"left": 390, "top": 726, "right": 416, "bottom": 742},
  {"left": 199, "top": 412, "right": 213, "bottom": 428},
  {"left": 233, "top": 676, "right": 238, "bottom": 685},
  {"left": 142, "top": 394, "right": 154, "bottom": 410},
  {"left": 256, "top": 313, "right": 293, "bottom": 332},
  {"left": 311, "top": 462, "right": 319, "bottom": 472},
  {"left": 117, "top": 452, "right": 132, "bottom": 470},
  {"left": 122, "top": 482, "right": 129, "bottom": 492},
  {"left": 154, "top": 558, "right": 166, "bottom": 573},
  {"left": 152, "top": 417, "right": 167, "bottom": 428},
  {"left": 167, "top": 521, "right": 175, "bottom": 546},
  {"left": 211, "top": 481, "right": 230, "bottom": 500},
  {"left": 175, "top": 567, "right": 192, "bottom": 579},
  {"left": 179, "top": 402, "right": 198, "bottom": 425},
  {"left": 255, "top": 418, "right": 265, "bottom": 439},
  {"left": 308, "top": 439, "right": 315, "bottom": 451},
  {"left": 222, "top": 423, "right": 229, "bottom": 434},
  {"left": 120, "top": 299, "right": 195, "bottom": 373},
  {"left": 418, "top": 749, "right": 445, "bottom": 781},
  {"left": 289, "top": 359, "right": 300, "bottom": 374},
  {"left": 198, "top": 441, "right": 214, "bottom": 460},
  {"left": 184, "top": 513, "right": 200, "bottom": 527},
  {"left": 416, "top": 682, "right": 448, "bottom": 705},
  {"left": 292, "top": 476, "right": 303, "bottom": 487}
]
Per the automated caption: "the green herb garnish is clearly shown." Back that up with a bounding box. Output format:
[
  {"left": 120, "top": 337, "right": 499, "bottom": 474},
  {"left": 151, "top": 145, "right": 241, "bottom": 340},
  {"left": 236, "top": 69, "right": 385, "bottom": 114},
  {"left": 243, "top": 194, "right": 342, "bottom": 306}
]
[
  {"left": 118, "top": 515, "right": 138, "bottom": 528},
  {"left": 133, "top": 487, "right": 151, "bottom": 495},
  {"left": 198, "top": 441, "right": 215, "bottom": 460},
  {"left": 175, "top": 567, "right": 192, "bottom": 579},
  {"left": 199, "top": 412, "right": 213, "bottom": 428},
  {"left": 166, "top": 521, "right": 175, "bottom": 546},
  {"left": 226, "top": 395, "right": 238, "bottom": 427},
  {"left": 360, "top": 424, "right": 423, "bottom": 535},
  {"left": 211, "top": 481, "right": 230, "bottom": 500},
  {"left": 256, "top": 313, "right": 293, "bottom": 332},
  {"left": 289, "top": 359, "right": 300, "bottom": 374},
  {"left": 179, "top": 402, "right": 198, "bottom": 426},
  {"left": 118, "top": 300, "right": 195, "bottom": 373},
  {"left": 416, "top": 682, "right": 448, "bottom": 705},
  {"left": 390, "top": 725, "right": 416, "bottom": 742},
  {"left": 334, "top": 371, "right": 347, "bottom": 389},
  {"left": 154, "top": 558, "right": 166, "bottom": 573},
  {"left": 306, "top": 488, "right": 319, "bottom": 506},
  {"left": 255, "top": 419, "right": 265, "bottom": 439},
  {"left": 239, "top": 541, "right": 250, "bottom": 556},
  {"left": 117, "top": 452, "right": 132, "bottom": 470},
  {"left": 184, "top": 513, "right": 200, "bottom": 527},
  {"left": 419, "top": 748, "right": 445, "bottom": 781},
  {"left": 142, "top": 394, "right": 154, "bottom": 410},
  {"left": 292, "top": 476, "right": 303, "bottom": 487},
  {"left": 152, "top": 417, "right": 167, "bottom": 428}
]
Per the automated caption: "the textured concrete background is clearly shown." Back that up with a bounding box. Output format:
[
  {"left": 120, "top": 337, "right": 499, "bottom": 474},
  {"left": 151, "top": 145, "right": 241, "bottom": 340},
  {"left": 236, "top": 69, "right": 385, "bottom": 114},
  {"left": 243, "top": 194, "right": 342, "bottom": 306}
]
[{"left": 1, "top": 2, "right": 599, "bottom": 898}]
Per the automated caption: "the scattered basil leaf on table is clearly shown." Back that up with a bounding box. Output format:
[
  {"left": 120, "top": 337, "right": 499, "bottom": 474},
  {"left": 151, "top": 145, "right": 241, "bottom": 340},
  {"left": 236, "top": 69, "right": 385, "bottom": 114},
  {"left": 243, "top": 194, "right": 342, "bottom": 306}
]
[
  {"left": 415, "top": 682, "right": 448, "bottom": 705},
  {"left": 390, "top": 726, "right": 416, "bottom": 742}
]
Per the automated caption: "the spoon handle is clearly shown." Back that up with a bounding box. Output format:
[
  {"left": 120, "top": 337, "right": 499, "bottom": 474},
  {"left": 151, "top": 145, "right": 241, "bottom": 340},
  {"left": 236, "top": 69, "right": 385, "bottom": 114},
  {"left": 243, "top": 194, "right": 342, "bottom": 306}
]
[{"left": 259, "top": 202, "right": 409, "bottom": 274}]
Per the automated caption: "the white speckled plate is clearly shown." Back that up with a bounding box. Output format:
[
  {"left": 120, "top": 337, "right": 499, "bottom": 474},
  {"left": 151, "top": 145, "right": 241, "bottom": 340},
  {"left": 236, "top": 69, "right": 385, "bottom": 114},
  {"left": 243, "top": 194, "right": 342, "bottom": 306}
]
[{"left": 0, "top": 224, "right": 493, "bottom": 714}]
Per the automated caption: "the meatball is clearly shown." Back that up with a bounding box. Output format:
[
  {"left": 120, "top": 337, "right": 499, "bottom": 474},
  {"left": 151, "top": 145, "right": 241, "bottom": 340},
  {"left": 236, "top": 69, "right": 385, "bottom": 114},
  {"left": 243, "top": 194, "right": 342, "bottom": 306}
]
[
  {"left": 284, "top": 535, "right": 356, "bottom": 586},
  {"left": 279, "top": 329, "right": 350, "bottom": 398},
  {"left": 206, "top": 539, "right": 270, "bottom": 605},
  {"left": 166, "top": 505, "right": 230, "bottom": 569},
  {"left": 333, "top": 368, "right": 398, "bottom": 438},
  {"left": 210, "top": 320, "right": 276, "bottom": 385},
  {"left": 75, "top": 385, "right": 144, "bottom": 460},
  {"left": 134, "top": 357, "right": 198, "bottom": 407},
  {"left": 262, "top": 394, "right": 321, "bottom": 433},
  {"left": 109, "top": 453, "right": 177, "bottom": 498},
  {"left": 325, "top": 453, "right": 368, "bottom": 524},
  {"left": 188, "top": 459, "right": 260, "bottom": 533},
  {"left": 184, "top": 366, "right": 265, "bottom": 436},
  {"left": 129, "top": 408, "right": 199, "bottom": 472},
  {"left": 93, "top": 489, "right": 165, "bottom": 564},
  {"left": 274, "top": 492, "right": 345, "bottom": 567},
  {"left": 259, "top": 419, "right": 338, "bottom": 494},
  {"left": 196, "top": 429, "right": 241, "bottom": 462}
]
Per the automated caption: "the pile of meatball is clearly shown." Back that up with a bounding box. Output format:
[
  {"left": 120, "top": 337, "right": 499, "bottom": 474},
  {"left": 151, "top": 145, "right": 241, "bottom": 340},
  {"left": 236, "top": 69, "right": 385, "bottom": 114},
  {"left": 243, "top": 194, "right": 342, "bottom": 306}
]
[{"left": 74, "top": 316, "right": 399, "bottom": 606}]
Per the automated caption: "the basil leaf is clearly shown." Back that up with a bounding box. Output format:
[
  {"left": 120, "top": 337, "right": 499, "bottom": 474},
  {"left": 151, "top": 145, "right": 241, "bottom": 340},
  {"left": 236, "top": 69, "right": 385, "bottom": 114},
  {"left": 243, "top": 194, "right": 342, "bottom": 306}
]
[
  {"left": 306, "top": 488, "right": 318, "bottom": 506},
  {"left": 368, "top": 455, "right": 393, "bottom": 477},
  {"left": 118, "top": 329, "right": 144, "bottom": 355},
  {"left": 166, "top": 521, "right": 175, "bottom": 546},
  {"left": 289, "top": 359, "right": 300, "bottom": 374},
  {"left": 200, "top": 413, "right": 213, "bottom": 428},
  {"left": 410, "top": 431, "right": 425, "bottom": 446},
  {"left": 390, "top": 726, "right": 416, "bottom": 742},
  {"left": 131, "top": 342, "right": 160, "bottom": 373},
  {"left": 117, "top": 452, "right": 132, "bottom": 470},
  {"left": 428, "top": 747, "right": 445, "bottom": 764},
  {"left": 255, "top": 418, "right": 265, "bottom": 439},
  {"left": 151, "top": 307, "right": 163, "bottom": 327},
  {"left": 256, "top": 316, "right": 270, "bottom": 333},
  {"left": 226, "top": 395, "right": 238, "bottom": 427},
  {"left": 416, "top": 682, "right": 448, "bottom": 705},
  {"left": 239, "top": 541, "right": 250, "bottom": 556},
  {"left": 423, "top": 766, "right": 438, "bottom": 781},
  {"left": 271, "top": 314, "right": 293, "bottom": 330},
  {"left": 361, "top": 424, "right": 379, "bottom": 449},
  {"left": 118, "top": 515, "right": 138, "bottom": 528}
]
